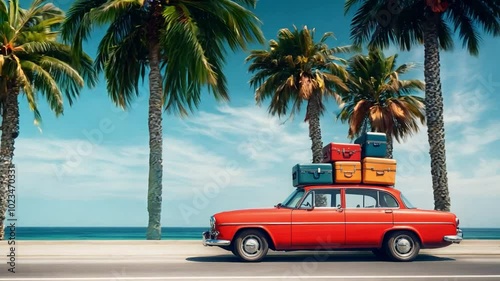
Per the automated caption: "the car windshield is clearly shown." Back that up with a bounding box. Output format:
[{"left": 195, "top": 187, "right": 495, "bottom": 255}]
[
  {"left": 280, "top": 189, "right": 305, "bottom": 208},
  {"left": 401, "top": 193, "right": 416, "bottom": 209}
]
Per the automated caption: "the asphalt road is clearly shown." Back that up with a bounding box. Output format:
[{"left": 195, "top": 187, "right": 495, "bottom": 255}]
[{"left": 1, "top": 251, "right": 500, "bottom": 281}]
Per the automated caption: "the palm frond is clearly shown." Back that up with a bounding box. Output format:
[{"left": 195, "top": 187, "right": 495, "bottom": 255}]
[
  {"left": 340, "top": 47, "right": 426, "bottom": 141},
  {"left": 21, "top": 60, "right": 64, "bottom": 114},
  {"left": 161, "top": 5, "right": 217, "bottom": 115},
  {"left": 102, "top": 29, "right": 148, "bottom": 109},
  {"left": 455, "top": 0, "right": 500, "bottom": 37},
  {"left": 448, "top": 2, "right": 481, "bottom": 56},
  {"left": 60, "top": 0, "right": 107, "bottom": 57},
  {"left": 247, "top": 25, "right": 352, "bottom": 121},
  {"left": 349, "top": 99, "right": 372, "bottom": 138}
]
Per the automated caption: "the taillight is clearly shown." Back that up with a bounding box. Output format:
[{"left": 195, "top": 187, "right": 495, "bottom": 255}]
[{"left": 456, "top": 217, "right": 460, "bottom": 227}]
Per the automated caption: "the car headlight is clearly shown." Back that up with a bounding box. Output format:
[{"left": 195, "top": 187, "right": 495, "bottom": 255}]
[{"left": 210, "top": 216, "right": 216, "bottom": 231}]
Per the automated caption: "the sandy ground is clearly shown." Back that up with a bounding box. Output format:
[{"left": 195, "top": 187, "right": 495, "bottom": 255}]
[{"left": 1, "top": 239, "right": 500, "bottom": 258}]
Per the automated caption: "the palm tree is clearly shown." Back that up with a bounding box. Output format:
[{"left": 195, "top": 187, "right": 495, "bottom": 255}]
[
  {"left": 337, "top": 48, "right": 426, "bottom": 159},
  {"left": 0, "top": 0, "right": 96, "bottom": 240},
  {"left": 344, "top": 0, "right": 500, "bottom": 211},
  {"left": 246, "top": 26, "right": 355, "bottom": 163},
  {"left": 61, "top": 0, "right": 264, "bottom": 239}
]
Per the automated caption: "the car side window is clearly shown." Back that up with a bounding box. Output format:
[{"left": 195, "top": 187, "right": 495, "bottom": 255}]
[
  {"left": 300, "top": 192, "right": 314, "bottom": 208},
  {"left": 345, "top": 189, "right": 378, "bottom": 208},
  {"left": 314, "top": 189, "right": 341, "bottom": 208},
  {"left": 379, "top": 191, "right": 399, "bottom": 208}
]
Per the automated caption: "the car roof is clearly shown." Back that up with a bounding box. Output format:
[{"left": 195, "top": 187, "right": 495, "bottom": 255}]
[{"left": 301, "top": 184, "right": 401, "bottom": 194}]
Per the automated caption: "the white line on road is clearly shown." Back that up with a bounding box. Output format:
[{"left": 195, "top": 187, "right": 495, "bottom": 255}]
[{"left": 3, "top": 276, "right": 500, "bottom": 280}]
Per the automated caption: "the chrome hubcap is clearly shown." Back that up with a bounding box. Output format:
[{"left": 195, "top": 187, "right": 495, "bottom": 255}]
[
  {"left": 242, "top": 236, "right": 260, "bottom": 255},
  {"left": 394, "top": 236, "right": 413, "bottom": 256}
]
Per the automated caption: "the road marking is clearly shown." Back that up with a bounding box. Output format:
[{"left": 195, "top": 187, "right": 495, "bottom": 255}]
[{"left": 3, "top": 276, "right": 500, "bottom": 280}]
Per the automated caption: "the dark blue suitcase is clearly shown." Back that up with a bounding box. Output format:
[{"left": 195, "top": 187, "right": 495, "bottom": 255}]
[
  {"left": 292, "top": 164, "right": 333, "bottom": 187},
  {"left": 355, "top": 132, "right": 387, "bottom": 158}
]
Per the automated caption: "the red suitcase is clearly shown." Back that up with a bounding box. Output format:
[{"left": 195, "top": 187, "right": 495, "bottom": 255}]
[{"left": 322, "top": 143, "right": 362, "bottom": 162}]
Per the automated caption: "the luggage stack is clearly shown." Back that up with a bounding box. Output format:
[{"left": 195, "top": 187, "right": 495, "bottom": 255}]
[
  {"left": 292, "top": 132, "right": 397, "bottom": 187},
  {"left": 321, "top": 142, "right": 362, "bottom": 184},
  {"left": 354, "top": 132, "right": 396, "bottom": 186}
]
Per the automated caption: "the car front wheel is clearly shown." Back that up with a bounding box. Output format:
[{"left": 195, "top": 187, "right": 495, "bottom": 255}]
[
  {"left": 384, "top": 231, "right": 420, "bottom": 262},
  {"left": 234, "top": 229, "right": 269, "bottom": 262}
]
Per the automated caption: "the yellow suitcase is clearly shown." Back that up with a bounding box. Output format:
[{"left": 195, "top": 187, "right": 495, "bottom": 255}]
[
  {"left": 334, "top": 161, "right": 362, "bottom": 183},
  {"left": 362, "top": 157, "right": 396, "bottom": 185}
]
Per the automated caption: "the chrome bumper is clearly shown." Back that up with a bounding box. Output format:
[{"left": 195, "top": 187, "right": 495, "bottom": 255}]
[
  {"left": 202, "top": 231, "right": 231, "bottom": 247},
  {"left": 444, "top": 228, "right": 463, "bottom": 243}
]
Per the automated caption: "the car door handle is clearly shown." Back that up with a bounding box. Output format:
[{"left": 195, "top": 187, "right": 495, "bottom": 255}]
[{"left": 385, "top": 209, "right": 393, "bottom": 213}]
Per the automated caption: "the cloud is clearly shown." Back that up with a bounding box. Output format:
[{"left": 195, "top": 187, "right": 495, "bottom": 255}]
[
  {"left": 444, "top": 90, "right": 487, "bottom": 125},
  {"left": 14, "top": 93, "right": 500, "bottom": 227},
  {"left": 15, "top": 105, "right": 316, "bottom": 226},
  {"left": 446, "top": 122, "right": 500, "bottom": 156}
]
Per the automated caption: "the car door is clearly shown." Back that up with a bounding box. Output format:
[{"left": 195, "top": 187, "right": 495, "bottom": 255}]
[
  {"left": 291, "top": 188, "right": 345, "bottom": 249},
  {"left": 344, "top": 188, "right": 395, "bottom": 246}
]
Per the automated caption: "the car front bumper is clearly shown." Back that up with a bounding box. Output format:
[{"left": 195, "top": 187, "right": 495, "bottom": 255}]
[
  {"left": 202, "top": 231, "right": 231, "bottom": 247},
  {"left": 444, "top": 228, "right": 463, "bottom": 243}
]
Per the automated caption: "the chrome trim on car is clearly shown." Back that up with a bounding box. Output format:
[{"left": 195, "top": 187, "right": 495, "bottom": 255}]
[
  {"left": 202, "top": 231, "right": 231, "bottom": 247},
  {"left": 293, "top": 222, "right": 345, "bottom": 225},
  {"left": 444, "top": 228, "right": 463, "bottom": 244},
  {"left": 210, "top": 216, "right": 216, "bottom": 231},
  {"left": 394, "top": 222, "right": 455, "bottom": 225},
  {"left": 220, "top": 222, "right": 345, "bottom": 225},
  {"left": 220, "top": 221, "right": 395, "bottom": 225},
  {"left": 219, "top": 222, "right": 290, "bottom": 226},
  {"left": 345, "top": 222, "right": 393, "bottom": 224}
]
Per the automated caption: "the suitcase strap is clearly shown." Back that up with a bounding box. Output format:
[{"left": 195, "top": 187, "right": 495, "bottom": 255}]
[
  {"left": 367, "top": 141, "right": 385, "bottom": 147},
  {"left": 302, "top": 168, "right": 332, "bottom": 179}
]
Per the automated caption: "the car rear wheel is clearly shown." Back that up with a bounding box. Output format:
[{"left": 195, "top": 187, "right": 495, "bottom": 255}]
[
  {"left": 384, "top": 231, "right": 420, "bottom": 262},
  {"left": 234, "top": 229, "right": 269, "bottom": 262}
]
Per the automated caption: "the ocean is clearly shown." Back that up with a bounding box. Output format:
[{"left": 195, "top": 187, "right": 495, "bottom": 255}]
[{"left": 6, "top": 227, "right": 500, "bottom": 240}]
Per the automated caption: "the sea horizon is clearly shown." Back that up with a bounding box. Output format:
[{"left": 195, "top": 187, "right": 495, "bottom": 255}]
[{"left": 5, "top": 227, "right": 500, "bottom": 240}]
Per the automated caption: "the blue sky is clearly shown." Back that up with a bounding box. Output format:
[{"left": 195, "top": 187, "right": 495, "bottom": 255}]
[{"left": 14, "top": 0, "right": 500, "bottom": 228}]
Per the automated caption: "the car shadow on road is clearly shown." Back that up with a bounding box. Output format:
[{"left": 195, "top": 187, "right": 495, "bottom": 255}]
[{"left": 186, "top": 252, "right": 454, "bottom": 263}]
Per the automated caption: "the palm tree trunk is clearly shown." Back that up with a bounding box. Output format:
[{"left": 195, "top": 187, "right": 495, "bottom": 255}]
[
  {"left": 0, "top": 87, "right": 20, "bottom": 240},
  {"left": 146, "top": 6, "right": 164, "bottom": 240},
  {"left": 360, "top": 116, "right": 369, "bottom": 135},
  {"left": 385, "top": 133, "right": 393, "bottom": 159},
  {"left": 423, "top": 16, "right": 451, "bottom": 212},
  {"left": 307, "top": 92, "right": 323, "bottom": 163}
]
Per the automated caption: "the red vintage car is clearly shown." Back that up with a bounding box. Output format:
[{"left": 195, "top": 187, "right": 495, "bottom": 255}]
[{"left": 202, "top": 184, "right": 462, "bottom": 262}]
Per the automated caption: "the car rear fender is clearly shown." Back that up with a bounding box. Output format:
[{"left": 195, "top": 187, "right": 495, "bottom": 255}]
[{"left": 381, "top": 226, "right": 423, "bottom": 247}]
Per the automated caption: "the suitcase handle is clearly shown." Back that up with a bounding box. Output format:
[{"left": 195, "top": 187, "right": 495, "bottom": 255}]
[
  {"left": 373, "top": 143, "right": 380, "bottom": 147},
  {"left": 340, "top": 167, "right": 357, "bottom": 178},
  {"left": 341, "top": 148, "right": 357, "bottom": 158},
  {"left": 342, "top": 148, "right": 354, "bottom": 158},
  {"left": 376, "top": 171, "right": 385, "bottom": 176},
  {"left": 292, "top": 172, "right": 297, "bottom": 180}
]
